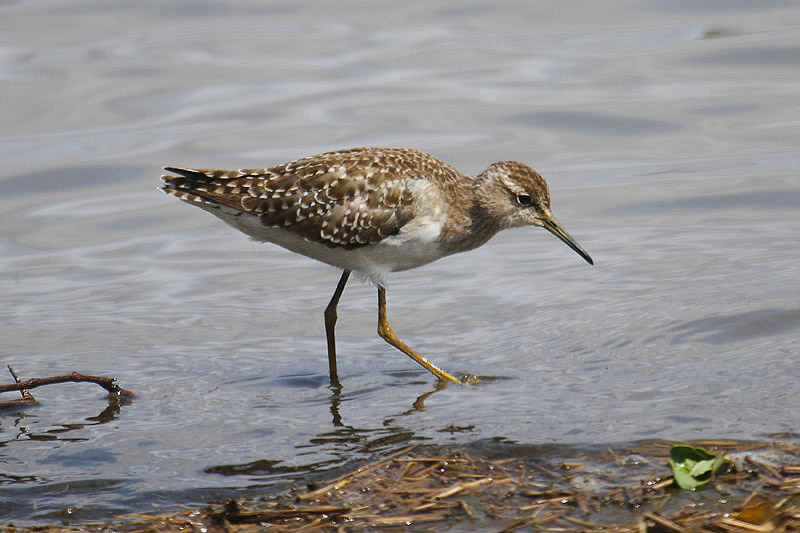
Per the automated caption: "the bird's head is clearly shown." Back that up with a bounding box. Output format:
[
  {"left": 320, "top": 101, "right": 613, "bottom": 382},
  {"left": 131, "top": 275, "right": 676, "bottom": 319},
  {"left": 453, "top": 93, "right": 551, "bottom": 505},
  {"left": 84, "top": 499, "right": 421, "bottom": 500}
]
[{"left": 477, "top": 161, "right": 593, "bottom": 265}]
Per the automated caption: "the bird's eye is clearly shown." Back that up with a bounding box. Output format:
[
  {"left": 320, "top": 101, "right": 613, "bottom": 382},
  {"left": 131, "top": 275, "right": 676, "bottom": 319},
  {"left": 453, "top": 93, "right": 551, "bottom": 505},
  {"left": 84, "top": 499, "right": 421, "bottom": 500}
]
[{"left": 516, "top": 194, "right": 532, "bottom": 206}]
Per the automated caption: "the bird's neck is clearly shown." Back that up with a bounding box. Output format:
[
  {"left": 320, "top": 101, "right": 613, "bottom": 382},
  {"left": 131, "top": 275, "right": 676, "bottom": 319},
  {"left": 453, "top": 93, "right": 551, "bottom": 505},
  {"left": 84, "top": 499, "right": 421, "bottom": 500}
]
[{"left": 438, "top": 174, "right": 504, "bottom": 254}]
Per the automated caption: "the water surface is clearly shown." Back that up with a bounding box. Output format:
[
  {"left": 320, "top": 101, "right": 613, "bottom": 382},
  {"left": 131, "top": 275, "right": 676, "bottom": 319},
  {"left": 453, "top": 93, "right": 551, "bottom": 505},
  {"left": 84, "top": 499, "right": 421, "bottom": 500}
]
[{"left": 0, "top": 0, "right": 798, "bottom": 523}]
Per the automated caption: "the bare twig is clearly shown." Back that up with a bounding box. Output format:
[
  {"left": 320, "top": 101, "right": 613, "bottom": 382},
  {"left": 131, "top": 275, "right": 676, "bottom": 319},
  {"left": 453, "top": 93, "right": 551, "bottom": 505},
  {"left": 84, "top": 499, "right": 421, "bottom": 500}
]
[
  {"left": 4, "top": 365, "right": 37, "bottom": 406},
  {"left": 0, "top": 366, "right": 135, "bottom": 409}
]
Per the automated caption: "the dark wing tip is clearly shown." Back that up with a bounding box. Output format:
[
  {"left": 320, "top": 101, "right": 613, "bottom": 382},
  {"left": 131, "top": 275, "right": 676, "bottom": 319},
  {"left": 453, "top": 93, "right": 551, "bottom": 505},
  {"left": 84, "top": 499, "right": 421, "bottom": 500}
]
[
  {"left": 161, "top": 166, "right": 188, "bottom": 185},
  {"left": 162, "top": 166, "right": 199, "bottom": 177}
]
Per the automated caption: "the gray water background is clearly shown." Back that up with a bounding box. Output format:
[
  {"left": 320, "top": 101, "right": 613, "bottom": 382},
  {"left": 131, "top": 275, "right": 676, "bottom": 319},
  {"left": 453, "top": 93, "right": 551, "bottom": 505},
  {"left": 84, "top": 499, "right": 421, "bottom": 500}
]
[{"left": 0, "top": 0, "right": 798, "bottom": 524}]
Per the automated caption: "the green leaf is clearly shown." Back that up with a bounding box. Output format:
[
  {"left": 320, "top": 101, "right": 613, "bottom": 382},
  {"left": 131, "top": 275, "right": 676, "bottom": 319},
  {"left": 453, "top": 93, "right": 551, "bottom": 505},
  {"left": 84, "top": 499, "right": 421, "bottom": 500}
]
[
  {"left": 688, "top": 458, "right": 717, "bottom": 477},
  {"left": 671, "top": 444, "right": 716, "bottom": 462},
  {"left": 667, "top": 445, "right": 730, "bottom": 490},
  {"left": 668, "top": 462, "right": 702, "bottom": 490}
]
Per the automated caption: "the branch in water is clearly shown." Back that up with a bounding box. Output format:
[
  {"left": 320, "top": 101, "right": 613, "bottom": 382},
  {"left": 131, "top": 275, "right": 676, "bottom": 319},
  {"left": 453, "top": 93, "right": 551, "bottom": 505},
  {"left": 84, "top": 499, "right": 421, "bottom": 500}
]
[{"left": 0, "top": 365, "right": 135, "bottom": 408}]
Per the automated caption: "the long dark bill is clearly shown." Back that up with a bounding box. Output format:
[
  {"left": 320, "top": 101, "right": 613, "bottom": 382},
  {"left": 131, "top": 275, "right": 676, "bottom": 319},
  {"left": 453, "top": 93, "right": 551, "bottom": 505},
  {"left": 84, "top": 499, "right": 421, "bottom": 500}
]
[{"left": 542, "top": 218, "right": 594, "bottom": 265}]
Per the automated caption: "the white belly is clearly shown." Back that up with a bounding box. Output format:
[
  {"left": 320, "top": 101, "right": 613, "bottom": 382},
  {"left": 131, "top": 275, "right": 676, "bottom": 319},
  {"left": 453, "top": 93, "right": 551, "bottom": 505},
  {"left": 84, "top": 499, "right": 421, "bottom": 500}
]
[{"left": 204, "top": 204, "right": 449, "bottom": 286}]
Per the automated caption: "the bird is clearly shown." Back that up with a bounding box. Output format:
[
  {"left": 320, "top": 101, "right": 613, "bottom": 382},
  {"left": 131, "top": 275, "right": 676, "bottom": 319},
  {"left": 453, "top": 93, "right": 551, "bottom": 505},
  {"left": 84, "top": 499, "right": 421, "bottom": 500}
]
[{"left": 160, "top": 147, "right": 593, "bottom": 386}]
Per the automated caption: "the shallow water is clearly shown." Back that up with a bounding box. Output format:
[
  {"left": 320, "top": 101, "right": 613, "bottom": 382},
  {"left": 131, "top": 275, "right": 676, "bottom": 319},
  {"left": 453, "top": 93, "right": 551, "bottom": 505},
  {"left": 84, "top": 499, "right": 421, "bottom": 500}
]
[{"left": 1, "top": 0, "right": 798, "bottom": 524}]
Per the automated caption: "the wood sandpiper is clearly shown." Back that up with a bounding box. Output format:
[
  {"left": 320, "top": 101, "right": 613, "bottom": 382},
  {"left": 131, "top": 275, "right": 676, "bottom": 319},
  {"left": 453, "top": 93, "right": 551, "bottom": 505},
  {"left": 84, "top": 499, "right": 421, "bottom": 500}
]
[{"left": 160, "top": 147, "right": 593, "bottom": 385}]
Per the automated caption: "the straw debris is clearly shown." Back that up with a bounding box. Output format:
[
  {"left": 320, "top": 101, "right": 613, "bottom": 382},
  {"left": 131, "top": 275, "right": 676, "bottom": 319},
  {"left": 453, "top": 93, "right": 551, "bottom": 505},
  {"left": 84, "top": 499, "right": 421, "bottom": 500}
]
[{"left": 4, "top": 437, "right": 799, "bottom": 532}]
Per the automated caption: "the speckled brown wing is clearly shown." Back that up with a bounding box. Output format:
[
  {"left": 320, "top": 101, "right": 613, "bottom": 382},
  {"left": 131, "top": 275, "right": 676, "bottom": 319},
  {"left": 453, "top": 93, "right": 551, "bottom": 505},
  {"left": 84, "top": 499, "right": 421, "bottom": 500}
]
[{"left": 161, "top": 148, "right": 424, "bottom": 249}]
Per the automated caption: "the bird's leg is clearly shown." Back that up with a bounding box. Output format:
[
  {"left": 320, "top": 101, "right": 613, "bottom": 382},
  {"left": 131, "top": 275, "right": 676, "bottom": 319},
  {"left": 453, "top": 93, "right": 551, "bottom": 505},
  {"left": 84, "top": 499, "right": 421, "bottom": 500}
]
[
  {"left": 325, "top": 270, "right": 351, "bottom": 387},
  {"left": 376, "top": 287, "right": 462, "bottom": 384}
]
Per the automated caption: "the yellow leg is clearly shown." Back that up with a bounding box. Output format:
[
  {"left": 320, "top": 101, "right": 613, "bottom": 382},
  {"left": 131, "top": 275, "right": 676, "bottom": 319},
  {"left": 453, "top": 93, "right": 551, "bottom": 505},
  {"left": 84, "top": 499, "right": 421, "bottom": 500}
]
[
  {"left": 324, "top": 270, "right": 351, "bottom": 387},
  {"left": 376, "top": 287, "right": 462, "bottom": 384}
]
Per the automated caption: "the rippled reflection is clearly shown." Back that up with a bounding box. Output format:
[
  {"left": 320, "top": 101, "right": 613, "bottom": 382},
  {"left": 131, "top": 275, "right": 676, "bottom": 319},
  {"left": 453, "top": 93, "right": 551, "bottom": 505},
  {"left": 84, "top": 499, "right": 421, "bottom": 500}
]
[{"left": 204, "top": 380, "right": 454, "bottom": 478}]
